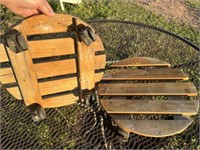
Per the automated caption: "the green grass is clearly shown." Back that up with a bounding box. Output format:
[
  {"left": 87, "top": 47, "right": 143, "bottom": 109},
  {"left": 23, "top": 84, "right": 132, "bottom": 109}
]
[
  {"left": 0, "top": 0, "right": 199, "bottom": 46},
  {"left": 185, "top": 0, "right": 200, "bottom": 9},
  {"left": 48, "top": 0, "right": 199, "bottom": 46}
]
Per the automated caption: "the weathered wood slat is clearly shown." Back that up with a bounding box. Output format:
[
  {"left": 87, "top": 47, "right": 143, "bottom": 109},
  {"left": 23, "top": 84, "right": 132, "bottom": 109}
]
[
  {"left": 111, "top": 57, "right": 170, "bottom": 67},
  {"left": 95, "top": 54, "right": 106, "bottom": 69},
  {"left": 0, "top": 66, "right": 104, "bottom": 84},
  {"left": 34, "top": 55, "right": 105, "bottom": 78},
  {"left": 0, "top": 68, "right": 16, "bottom": 84},
  {"left": 100, "top": 99, "right": 199, "bottom": 115},
  {"left": 28, "top": 35, "right": 104, "bottom": 59},
  {"left": 39, "top": 77, "right": 78, "bottom": 95},
  {"left": 98, "top": 83, "right": 197, "bottom": 96},
  {"left": 34, "top": 59, "right": 77, "bottom": 78},
  {"left": 103, "top": 69, "right": 189, "bottom": 80},
  {"left": 6, "top": 26, "right": 43, "bottom": 106},
  {"left": 7, "top": 87, "right": 22, "bottom": 100},
  {"left": 0, "top": 44, "right": 8, "bottom": 62},
  {"left": 6, "top": 72, "right": 104, "bottom": 100},
  {"left": 42, "top": 93, "right": 78, "bottom": 108},
  {"left": 7, "top": 87, "right": 78, "bottom": 107},
  {"left": 90, "top": 35, "right": 105, "bottom": 52},
  {"left": 29, "top": 38, "right": 75, "bottom": 58},
  {"left": 112, "top": 115, "right": 193, "bottom": 137},
  {"left": 22, "top": 14, "right": 92, "bottom": 35},
  {"left": 1, "top": 36, "right": 105, "bottom": 62},
  {"left": 78, "top": 40, "right": 95, "bottom": 90}
]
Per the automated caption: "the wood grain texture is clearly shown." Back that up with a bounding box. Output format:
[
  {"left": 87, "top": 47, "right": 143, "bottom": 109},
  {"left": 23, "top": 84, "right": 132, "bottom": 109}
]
[
  {"left": 112, "top": 115, "right": 193, "bottom": 137},
  {"left": 34, "top": 55, "right": 105, "bottom": 78},
  {"left": 42, "top": 93, "right": 78, "bottom": 108},
  {"left": 90, "top": 35, "right": 105, "bottom": 51},
  {"left": 0, "top": 44, "right": 8, "bottom": 62},
  {"left": 28, "top": 35, "right": 104, "bottom": 59},
  {"left": 21, "top": 14, "right": 92, "bottom": 35},
  {"left": 100, "top": 99, "right": 199, "bottom": 115},
  {"left": 29, "top": 38, "right": 75, "bottom": 58},
  {"left": 111, "top": 57, "right": 170, "bottom": 67},
  {"left": 6, "top": 72, "right": 104, "bottom": 100},
  {"left": 103, "top": 69, "right": 189, "bottom": 80},
  {"left": 77, "top": 40, "right": 95, "bottom": 90},
  {"left": 6, "top": 86, "right": 22, "bottom": 100},
  {"left": 1, "top": 35, "right": 105, "bottom": 61},
  {"left": 7, "top": 87, "right": 78, "bottom": 107},
  {"left": 98, "top": 82, "right": 197, "bottom": 96},
  {"left": 0, "top": 68, "right": 16, "bottom": 84},
  {"left": 6, "top": 25, "right": 43, "bottom": 106}
]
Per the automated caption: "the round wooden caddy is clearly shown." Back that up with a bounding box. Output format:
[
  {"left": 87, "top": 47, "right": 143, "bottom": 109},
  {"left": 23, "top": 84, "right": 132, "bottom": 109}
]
[{"left": 0, "top": 14, "right": 106, "bottom": 120}]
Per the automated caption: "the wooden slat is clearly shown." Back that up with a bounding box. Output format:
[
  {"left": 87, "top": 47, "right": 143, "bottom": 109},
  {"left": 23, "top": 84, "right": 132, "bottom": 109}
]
[
  {"left": 42, "top": 93, "right": 78, "bottom": 108},
  {"left": 98, "top": 83, "right": 197, "bottom": 96},
  {"left": 100, "top": 99, "right": 199, "bottom": 115},
  {"left": 0, "top": 68, "right": 16, "bottom": 84},
  {"left": 111, "top": 57, "right": 170, "bottom": 67},
  {"left": 39, "top": 77, "right": 78, "bottom": 95},
  {"left": 29, "top": 38, "right": 75, "bottom": 58},
  {"left": 77, "top": 40, "right": 95, "bottom": 90},
  {"left": 7, "top": 87, "right": 22, "bottom": 100},
  {"left": 0, "top": 44, "right": 9, "bottom": 62},
  {"left": 34, "top": 55, "right": 105, "bottom": 78},
  {"left": 0, "top": 66, "right": 104, "bottom": 84},
  {"left": 34, "top": 59, "right": 76, "bottom": 78},
  {"left": 95, "top": 54, "right": 106, "bottom": 70},
  {"left": 7, "top": 86, "right": 78, "bottom": 107},
  {"left": 28, "top": 35, "right": 104, "bottom": 59},
  {"left": 103, "top": 69, "right": 189, "bottom": 81},
  {"left": 95, "top": 72, "right": 104, "bottom": 83},
  {"left": 112, "top": 115, "right": 193, "bottom": 137},
  {"left": 6, "top": 72, "right": 103, "bottom": 100},
  {"left": 1, "top": 35, "right": 105, "bottom": 62},
  {"left": 6, "top": 25, "right": 43, "bottom": 106},
  {"left": 21, "top": 14, "right": 92, "bottom": 35},
  {"left": 91, "top": 35, "right": 105, "bottom": 51}
]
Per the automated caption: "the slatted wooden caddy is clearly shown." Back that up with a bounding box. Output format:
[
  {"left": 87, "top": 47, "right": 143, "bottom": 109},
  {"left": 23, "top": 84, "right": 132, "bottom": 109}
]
[
  {"left": 0, "top": 14, "right": 106, "bottom": 121},
  {"left": 98, "top": 57, "right": 199, "bottom": 138}
]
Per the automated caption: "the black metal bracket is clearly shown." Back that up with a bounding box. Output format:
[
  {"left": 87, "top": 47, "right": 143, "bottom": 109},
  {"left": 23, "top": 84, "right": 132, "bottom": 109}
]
[
  {"left": 27, "top": 103, "right": 46, "bottom": 122},
  {"left": 78, "top": 26, "right": 96, "bottom": 46},
  {"left": 3, "top": 29, "right": 28, "bottom": 53},
  {"left": 83, "top": 91, "right": 96, "bottom": 106}
]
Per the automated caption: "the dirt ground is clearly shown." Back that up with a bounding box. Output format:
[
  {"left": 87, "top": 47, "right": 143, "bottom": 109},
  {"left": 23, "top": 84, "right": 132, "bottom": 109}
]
[{"left": 131, "top": 0, "right": 199, "bottom": 28}]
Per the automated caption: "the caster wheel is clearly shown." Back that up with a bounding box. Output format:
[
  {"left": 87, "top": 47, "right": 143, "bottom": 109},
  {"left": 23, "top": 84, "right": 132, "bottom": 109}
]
[
  {"left": 84, "top": 92, "right": 96, "bottom": 105},
  {"left": 27, "top": 103, "right": 46, "bottom": 122},
  {"left": 118, "top": 129, "right": 130, "bottom": 142},
  {"left": 4, "top": 29, "right": 28, "bottom": 53},
  {"left": 79, "top": 26, "right": 96, "bottom": 46},
  {"left": 16, "top": 33, "right": 28, "bottom": 50}
]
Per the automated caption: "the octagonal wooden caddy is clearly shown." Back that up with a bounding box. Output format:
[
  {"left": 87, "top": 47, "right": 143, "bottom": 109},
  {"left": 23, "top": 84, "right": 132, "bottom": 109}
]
[{"left": 0, "top": 14, "right": 198, "bottom": 138}]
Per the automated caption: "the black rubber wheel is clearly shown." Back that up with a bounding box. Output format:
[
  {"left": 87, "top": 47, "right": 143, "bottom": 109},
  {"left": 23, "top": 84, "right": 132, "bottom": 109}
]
[
  {"left": 16, "top": 34, "right": 28, "bottom": 50},
  {"left": 87, "top": 27, "right": 96, "bottom": 41}
]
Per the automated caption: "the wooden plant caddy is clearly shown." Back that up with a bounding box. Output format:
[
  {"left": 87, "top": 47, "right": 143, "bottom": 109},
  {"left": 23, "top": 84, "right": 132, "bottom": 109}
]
[
  {"left": 0, "top": 14, "right": 106, "bottom": 121},
  {"left": 98, "top": 57, "right": 198, "bottom": 138},
  {"left": 0, "top": 14, "right": 198, "bottom": 137}
]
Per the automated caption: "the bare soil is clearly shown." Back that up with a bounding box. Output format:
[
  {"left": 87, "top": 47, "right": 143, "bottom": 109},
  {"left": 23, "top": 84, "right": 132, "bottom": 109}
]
[{"left": 131, "top": 0, "right": 199, "bottom": 28}]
